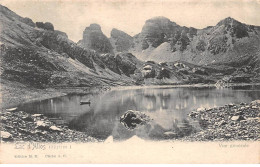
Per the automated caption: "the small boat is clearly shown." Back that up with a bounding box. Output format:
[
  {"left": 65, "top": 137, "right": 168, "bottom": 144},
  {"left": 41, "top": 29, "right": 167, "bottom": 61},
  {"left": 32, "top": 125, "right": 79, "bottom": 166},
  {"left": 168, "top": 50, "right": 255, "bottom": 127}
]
[{"left": 80, "top": 100, "right": 91, "bottom": 105}]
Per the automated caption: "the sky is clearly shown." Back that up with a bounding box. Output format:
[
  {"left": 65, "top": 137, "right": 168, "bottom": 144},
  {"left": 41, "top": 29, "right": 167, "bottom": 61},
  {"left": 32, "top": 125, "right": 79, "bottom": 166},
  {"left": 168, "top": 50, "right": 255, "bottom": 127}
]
[{"left": 1, "top": 0, "right": 260, "bottom": 42}]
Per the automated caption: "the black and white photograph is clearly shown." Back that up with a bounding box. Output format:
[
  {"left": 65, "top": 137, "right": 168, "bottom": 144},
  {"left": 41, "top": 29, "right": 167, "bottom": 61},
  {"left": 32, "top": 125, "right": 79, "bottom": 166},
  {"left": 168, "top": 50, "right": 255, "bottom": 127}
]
[{"left": 0, "top": 0, "right": 259, "bottom": 164}]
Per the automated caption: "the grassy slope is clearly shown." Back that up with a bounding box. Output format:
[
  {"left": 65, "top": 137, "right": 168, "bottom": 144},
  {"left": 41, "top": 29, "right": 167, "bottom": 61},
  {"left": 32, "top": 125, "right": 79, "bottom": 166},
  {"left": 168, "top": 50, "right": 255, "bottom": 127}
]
[{"left": 0, "top": 5, "right": 135, "bottom": 108}]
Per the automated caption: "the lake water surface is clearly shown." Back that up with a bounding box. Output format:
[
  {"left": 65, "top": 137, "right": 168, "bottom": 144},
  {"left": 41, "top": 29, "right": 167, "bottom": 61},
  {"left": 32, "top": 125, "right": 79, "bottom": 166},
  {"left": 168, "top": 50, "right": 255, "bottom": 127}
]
[{"left": 18, "top": 85, "right": 260, "bottom": 141}]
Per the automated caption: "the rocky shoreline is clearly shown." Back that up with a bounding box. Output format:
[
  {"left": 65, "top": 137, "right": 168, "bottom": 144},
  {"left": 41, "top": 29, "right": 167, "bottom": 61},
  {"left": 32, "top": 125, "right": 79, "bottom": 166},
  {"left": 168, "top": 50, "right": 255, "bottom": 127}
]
[
  {"left": 184, "top": 100, "right": 260, "bottom": 141},
  {"left": 0, "top": 108, "right": 99, "bottom": 142}
]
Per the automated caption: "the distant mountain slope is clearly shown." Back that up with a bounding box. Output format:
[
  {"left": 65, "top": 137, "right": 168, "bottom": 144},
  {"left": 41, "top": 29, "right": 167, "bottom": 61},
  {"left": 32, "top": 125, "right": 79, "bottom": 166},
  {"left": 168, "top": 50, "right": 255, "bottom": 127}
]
[{"left": 130, "top": 16, "right": 260, "bottom": 67}]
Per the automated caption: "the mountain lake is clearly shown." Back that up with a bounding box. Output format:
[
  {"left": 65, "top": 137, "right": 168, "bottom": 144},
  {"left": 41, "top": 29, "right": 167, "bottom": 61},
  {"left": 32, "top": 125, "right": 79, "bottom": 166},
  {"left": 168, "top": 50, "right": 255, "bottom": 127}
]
[{"left": 17, "top": 85, "right": 260, "bottom": 141}]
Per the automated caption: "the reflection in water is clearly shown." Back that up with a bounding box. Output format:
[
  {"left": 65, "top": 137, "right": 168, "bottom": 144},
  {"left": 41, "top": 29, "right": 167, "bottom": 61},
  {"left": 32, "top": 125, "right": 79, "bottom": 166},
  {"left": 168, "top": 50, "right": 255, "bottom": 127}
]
[{"left": 18, "top": 86, "right": 260, "bottom": 141}]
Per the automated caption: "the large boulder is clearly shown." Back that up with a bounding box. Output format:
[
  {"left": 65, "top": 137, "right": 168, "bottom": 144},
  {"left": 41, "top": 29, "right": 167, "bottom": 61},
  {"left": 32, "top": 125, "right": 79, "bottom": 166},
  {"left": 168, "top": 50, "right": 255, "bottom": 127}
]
[{"left": 120, "top": 110, "right": 151, "bottom": 130}]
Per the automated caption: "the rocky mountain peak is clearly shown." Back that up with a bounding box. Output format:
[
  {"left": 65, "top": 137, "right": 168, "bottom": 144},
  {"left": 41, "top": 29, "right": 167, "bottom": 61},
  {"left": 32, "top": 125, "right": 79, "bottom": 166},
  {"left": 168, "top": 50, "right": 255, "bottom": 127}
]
[
  {"left": 110, "top": 28, "right": 133, "bottom": 53},
  {"left": 215, "top": 17, "right": 251, "bottom": 39},
  {"left": 85, "top": 23, "right": 102, "bottom": 32},
  {"left": 80, "top": 23, "right": 113, "bottom": 54},
  {"left": 137, "top": 16, "right": 183, "bottom": 49},
  {"left": 111, "top": 28, "right": 132, "bottom": 39},
  {"left": 145, "top": 16, "right": 172, "bottom": 24},
  {"left": 142, "top": 16, "right": 178, "bottom": 31},
  {"left": 217, "top": 17, "right": 242, "bottom": 27}
]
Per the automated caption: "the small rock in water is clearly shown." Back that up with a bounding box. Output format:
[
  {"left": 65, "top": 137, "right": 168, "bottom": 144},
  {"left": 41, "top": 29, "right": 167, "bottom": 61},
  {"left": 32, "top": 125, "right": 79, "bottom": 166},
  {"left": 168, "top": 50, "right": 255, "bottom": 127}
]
[{"left": 120, "top": 110, "right": 151, "bottom": 130}]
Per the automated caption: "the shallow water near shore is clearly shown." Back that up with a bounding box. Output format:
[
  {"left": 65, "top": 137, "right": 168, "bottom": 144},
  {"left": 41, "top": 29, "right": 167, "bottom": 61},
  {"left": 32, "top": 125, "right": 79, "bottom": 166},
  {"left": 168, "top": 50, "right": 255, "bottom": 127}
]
[{"left": 17, "top": 85, "right": 260, "bottom": 141}]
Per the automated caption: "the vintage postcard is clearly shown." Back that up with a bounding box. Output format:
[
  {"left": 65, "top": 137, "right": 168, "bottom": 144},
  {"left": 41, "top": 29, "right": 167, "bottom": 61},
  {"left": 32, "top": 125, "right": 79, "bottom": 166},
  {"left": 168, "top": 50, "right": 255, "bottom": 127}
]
[{"left": 0, "top": 0, "right": 259, "bottom": 164}]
